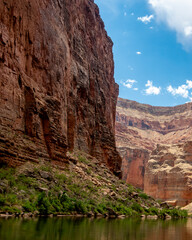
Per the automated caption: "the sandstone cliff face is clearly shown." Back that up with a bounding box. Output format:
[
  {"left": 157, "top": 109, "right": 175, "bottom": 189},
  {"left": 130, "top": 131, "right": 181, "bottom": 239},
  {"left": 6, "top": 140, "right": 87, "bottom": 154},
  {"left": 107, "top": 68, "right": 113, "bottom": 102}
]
[
  {"left": 144, "top": 143, "right": 192, "bottom": 207},
  {"left": 0, "top": 0, "right": 121, "bottom": 174},
  {"left": 116, "top": 98, "right": 192, "bottom": 192},
  {"left": 119, "top": 147, "right": 149, "bottom": 189}
]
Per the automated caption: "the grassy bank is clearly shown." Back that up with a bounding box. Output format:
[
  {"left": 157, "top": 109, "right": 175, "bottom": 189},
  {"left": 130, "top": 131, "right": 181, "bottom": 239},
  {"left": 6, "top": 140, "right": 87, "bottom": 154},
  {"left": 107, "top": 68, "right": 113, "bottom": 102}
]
[{"left": 0, "top": 152, "right": 188, "bottom": 219}]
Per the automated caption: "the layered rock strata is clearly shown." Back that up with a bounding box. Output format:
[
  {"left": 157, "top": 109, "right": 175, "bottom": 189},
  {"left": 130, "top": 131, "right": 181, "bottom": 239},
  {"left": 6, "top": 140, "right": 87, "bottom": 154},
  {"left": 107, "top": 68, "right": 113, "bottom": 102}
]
[
  {"left": 144, "top": 143, "right": 192, "bottom": 207},
  {"left": 0, "top": 0, "right": 121, "bottom": 174},
  {"left": 116, "top": 98, "right": 192, "bottom": 195},
  {"left": 119, "top": 147, "right": 149, "bottom": 189}
]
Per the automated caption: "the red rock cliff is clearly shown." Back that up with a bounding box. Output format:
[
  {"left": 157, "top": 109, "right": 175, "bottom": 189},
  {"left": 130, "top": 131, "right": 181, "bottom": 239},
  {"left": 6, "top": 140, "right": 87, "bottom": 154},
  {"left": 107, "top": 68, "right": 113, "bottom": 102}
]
[
  {"left": 0, "top": 0, "right": 121, "bottom": 175},
  {"left": 144, "top": 143, "right": 192, "bottom": 207},
  {"left": 116, "top": 98, "right": 192, "bottom": 191}
]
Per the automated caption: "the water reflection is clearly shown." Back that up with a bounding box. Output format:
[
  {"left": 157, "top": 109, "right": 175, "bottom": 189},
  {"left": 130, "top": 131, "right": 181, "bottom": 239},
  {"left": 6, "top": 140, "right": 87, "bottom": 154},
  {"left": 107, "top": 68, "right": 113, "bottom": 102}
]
[{"left": 0, "top": 217, "right": 191, "bottom": 240}]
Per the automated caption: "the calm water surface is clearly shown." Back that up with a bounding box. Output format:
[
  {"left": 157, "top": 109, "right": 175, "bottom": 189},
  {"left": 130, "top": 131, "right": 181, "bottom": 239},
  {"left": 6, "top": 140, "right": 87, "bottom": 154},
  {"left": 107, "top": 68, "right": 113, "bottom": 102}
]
[{"left": 0, "top": 217, "right": 191, "bottom": 240}]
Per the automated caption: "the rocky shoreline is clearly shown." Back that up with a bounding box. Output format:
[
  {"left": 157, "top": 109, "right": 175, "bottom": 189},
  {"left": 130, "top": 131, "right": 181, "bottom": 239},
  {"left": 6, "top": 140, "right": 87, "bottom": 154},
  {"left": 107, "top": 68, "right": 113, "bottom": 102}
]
[
  {"left": 0, "top": 212, "right": 188, "bottom": 220},
  {"left": 0, "top": 152, "right": 188, "bottom": 220}
]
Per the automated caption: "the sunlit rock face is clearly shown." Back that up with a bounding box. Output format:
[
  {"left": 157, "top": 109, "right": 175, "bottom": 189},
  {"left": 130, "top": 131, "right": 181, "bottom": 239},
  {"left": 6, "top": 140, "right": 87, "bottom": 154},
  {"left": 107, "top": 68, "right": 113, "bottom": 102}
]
[
  {"left": 116, "top": 98, "right": 192, "bottom": 204},
  {"left": 144, "top": 143, "right": 192, "bottom": 207},
  {"left": 0, "top": 0, "right": 121, "bottom": 174},
  {"left": 119, "top": 147, "right": 149, "bottom": 189}
]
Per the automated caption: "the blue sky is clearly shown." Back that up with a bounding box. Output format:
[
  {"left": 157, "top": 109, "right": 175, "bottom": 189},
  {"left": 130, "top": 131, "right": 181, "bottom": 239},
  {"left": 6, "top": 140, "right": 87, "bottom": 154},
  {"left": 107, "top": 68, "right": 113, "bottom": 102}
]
[{"left": 94, "top": 0, "right": 192, "bottom": 106}]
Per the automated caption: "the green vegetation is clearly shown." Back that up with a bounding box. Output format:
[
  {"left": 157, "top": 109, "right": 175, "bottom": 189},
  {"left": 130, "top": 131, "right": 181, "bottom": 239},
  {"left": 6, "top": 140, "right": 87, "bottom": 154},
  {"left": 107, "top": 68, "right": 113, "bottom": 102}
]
[
  {"left": 143, "top": 206, "right": 187, "bottom": 219},
  {"left": 138, "top": 193, "right": 149, "bottom": 200},
  {"left": 158, "top": 208, "right": 188, "bottom": 219},
  {"left": 0, "top": 153, "right": 189, "bottom": 218},
  {"left": 78, "top": 155, "right": 88, "bottom": 164}
]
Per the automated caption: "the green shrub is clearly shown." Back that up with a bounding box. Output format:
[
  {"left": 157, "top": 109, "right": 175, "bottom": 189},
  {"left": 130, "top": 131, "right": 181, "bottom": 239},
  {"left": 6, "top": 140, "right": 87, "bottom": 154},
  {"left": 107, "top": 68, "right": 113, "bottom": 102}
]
[
  {"left": 87, "top": 183, "right": 97, "bottom": 193},
  {"left": 78, "top": 155, "right": 88, "bottom": 164},
  {"left": 88, "top": 199, "right": 97, "bottom": 206},
  {"left": 0, "top": 168, "right": 15, "bottom": 180},
  {"left": 131, "top": 203, "right": 143, "bottom": 213},
  {"left": 60, "top": 192, "right": 70, "bottom": 203},
  {"left": 49, "top": 197, "right": 62, "bottom": 213},
  {"left": 95, "top": 203, "right": 107, "bottom": 214},
  {"left": 22, "top": 201, "right": 35, "bottom": 212},
  {"left": 146, "top": 207, "right": 159, "bottom": 215},
  {"left": 0, "top": 194, "right": 6, "bottom": 206},
  {"left": 158, "top": 209, "right": 168, "bottom": 219},
  {"left": 55, "top": 173, "right": 67, "bottom": 183},
  {"left": 95, "top": 206, "right": 105, "bottom": 214},
  {"left": 138, "top": 193, "right": 149, "bottom": 200},
  {"left": 168, "top": 209, "right": 188, "bottom": 218},
  {"left": 179, "top": 209, "right": 188, "bottom": 218},
  {"left": 0, "top": 168, "right": 16, "bottom": 187},
  {"left": 115, "top": 203, "right": 133, "bottom": 216},
  {"left": 17, "top": 174, "right": 35, "bottom": 187},
  {"left": 40, "top": 165, "right": 52, "bottom": 172},
  {"left": 36, "top": 192, "right": 51, "bottom": 215},
  {"left": 2, "top": 206, "right": 21, "bottom": 213},
  {"left": 74, "top": 200, "right": 87, "bottom": 214},
  {"left": 6, "top": 194, "right": 17, "bottom": 205},
  {"left": 59, "top": 192, "right": 75, "bottom": 213},
  {"left": 157, "top": 208, "right": 187, "bottom": 219},
  {"left": 68, "top": 184, "right": 82, "bottom": 196}
]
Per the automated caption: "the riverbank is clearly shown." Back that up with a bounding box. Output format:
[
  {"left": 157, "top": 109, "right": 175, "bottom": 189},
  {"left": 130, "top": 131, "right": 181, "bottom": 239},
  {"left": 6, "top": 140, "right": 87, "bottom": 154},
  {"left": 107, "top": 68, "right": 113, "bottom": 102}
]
[{"left": 0, "top": 151, "right": 188, "bottom": 219}]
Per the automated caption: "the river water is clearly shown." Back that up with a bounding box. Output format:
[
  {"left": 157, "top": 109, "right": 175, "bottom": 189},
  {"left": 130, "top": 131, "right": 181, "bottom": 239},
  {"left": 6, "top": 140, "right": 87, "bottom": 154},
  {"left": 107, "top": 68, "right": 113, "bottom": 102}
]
[{"left": 0, "top": 217, "right": 191, "bottom": 240}]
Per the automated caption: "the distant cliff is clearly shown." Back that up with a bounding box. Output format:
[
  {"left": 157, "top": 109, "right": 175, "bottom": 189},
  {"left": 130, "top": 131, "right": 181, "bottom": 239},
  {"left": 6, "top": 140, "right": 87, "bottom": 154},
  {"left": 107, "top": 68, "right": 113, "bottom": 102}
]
[
  {"left": 116, "top": 98, "right": 192, "bottom": 205},
  {"left": 144, "top": 143, "right": 192, "bottom": 207},
  {"left": 0, "top": 0, "right": 121, "bottom": 175}
]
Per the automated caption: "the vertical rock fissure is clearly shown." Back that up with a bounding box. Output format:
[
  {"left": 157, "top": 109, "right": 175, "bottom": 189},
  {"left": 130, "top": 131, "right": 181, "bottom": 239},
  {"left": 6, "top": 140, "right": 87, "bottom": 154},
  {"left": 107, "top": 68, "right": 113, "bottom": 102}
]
[
  {"left": 40, "top": 111, "right": 53, "bottom": 160},
  {"left": 24, "top": 86, "right": 37, "bottom": 137},
  {"left": 67, "top": 110, "right": 76, "bottom": 152}
]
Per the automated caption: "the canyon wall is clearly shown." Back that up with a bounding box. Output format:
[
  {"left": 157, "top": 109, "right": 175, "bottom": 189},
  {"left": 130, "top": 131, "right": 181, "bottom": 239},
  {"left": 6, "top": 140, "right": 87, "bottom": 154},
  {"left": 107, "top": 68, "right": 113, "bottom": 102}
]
[
  {"left": 119, "top": 146, "right": 149, "bottom": 189},
  {"left": 144, "top": 143, "right": 192, "bottom": 207},
  {"left": 116, "top": 98, "right": 192, "bottom": 205},
  {"left": 0, "top": 0, "right": 121, "bottom": 175}
]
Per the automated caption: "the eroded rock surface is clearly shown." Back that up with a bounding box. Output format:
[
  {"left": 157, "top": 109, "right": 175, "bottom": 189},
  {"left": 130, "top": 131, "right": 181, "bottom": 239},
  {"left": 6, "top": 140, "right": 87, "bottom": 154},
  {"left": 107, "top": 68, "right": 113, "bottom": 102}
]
[
  {"left": 144, "top": 143, "right": 192, "bottom": 207},
  {"left": 119, "top": 147, "right": 149, "bottom": 189},
  {"left": 116, "top": 98, "right": 192, "bottom": 194},
  {"left": 0, "top": 0, "right": 121, "bottom": 174}
]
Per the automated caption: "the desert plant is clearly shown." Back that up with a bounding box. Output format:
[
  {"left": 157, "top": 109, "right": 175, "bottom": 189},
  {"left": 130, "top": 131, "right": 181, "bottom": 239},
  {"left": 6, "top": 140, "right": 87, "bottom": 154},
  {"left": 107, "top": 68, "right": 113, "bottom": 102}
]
[{"left": 36, "top": 192, "right": 51, "bottom": 215}]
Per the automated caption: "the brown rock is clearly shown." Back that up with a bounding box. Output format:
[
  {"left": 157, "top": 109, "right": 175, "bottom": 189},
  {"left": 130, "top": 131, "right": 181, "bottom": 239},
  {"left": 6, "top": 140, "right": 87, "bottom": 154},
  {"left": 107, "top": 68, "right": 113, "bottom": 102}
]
[
  {"left": 0, "top": 0, "right": 121, "bottom": 175},
  {"left": 181, "top": 202, "right": 192, "bottom": 214},
  {"left": 66, "top": 152, "right": 78, "bottom": 165},
  {"left": 120, "top": 147, "right": 149, "bottom": 189},
  {"left": 146, "top": 215, "right": 158, "bottom": 220},
  {"left": 116, "top": 97, "right": 192, "bottom": 197},
  {"left": 144, "top": 142, "right": 192, "bottom": 207}
]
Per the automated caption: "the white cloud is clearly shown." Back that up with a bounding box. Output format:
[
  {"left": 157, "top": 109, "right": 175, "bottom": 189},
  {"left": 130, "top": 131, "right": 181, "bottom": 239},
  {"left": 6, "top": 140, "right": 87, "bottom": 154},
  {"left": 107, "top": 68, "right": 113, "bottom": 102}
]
[
  {"left": 184, "top": 26, "right": 192, "bottom": 37},
  {"left": 145, "top": 80, "right": 161, "bottom": 95},
  {"left": 124, "top": 12, "right": 127, "bottom": 16},
  {"left": 148, "top": 0, "right": 192, "bottom": 50},
  {"left": 121, "top": 79, "right": 137, "bottom": 89},
  {"left": 137, "top": 15, "right": 154, "bottom": 24},
  {"left": 167, "top": 80, "right": 192, "bottom": 98},
  {"left": 128, "top": 79, "right": 136, "bottom": 83},
  {"left": 187, "top": 80, "right": 192, "bottom": 88},
  {"left": 133, "top": 88, "right": 138, "bottom": 91},
  {"left": 136, "top": 51, "right": 142, "bottom": 55}
]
